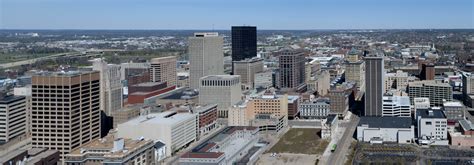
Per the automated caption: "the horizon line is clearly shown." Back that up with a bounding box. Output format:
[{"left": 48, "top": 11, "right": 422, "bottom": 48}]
[{"left": 1, "top": 28, "right": 473, "bottom": 31}]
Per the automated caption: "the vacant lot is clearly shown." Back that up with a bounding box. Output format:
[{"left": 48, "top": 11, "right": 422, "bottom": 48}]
[{"left": 267, "top": 128, "right": 329, "bottom": 155}]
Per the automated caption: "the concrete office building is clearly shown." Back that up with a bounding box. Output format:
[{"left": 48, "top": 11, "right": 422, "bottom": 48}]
[
  {"left": 287, "top": 95, "right": 300, "bottom": 119},
  {"left": 228, "top": 101, "right": 249, "bottom": 126},
  {"left": 65, "top": 135, "right": 155, "bottom": 165},
  {"left": 92, "top": 58, "right": 123, "bottom": 116},
  {"left": 277, "top": 49, "right": 306, "bottom": 91},
  {"left": 407, "top": 80, "right": 452, "bottom": 106},
  {"left": 150, "top": 56, "right": 177, "bottom": 87},
  {"left": 117, "top": 111, "right": 197, "bottom": 157},
  {"left": 357, "top": 117, "right": 414, "bottom": 144},
  {"left": 345, "top": 61, "right": 365, "bottom": 89},
  {"left": 233, "top": 57, "right": 264, "bottom": 89},
  {"left": 315, "top": 70, "right": 331, "bottom": 96},
  {"left": 231, "top": 26, "right": 257, "bottom": 62},
  {"left": 442, "top": 101, "right": 465, "bottom": 123},
  {"left": 254, "top": 70, "right": 273, "bottom": 89},
  {"left": 328, "top": 82, "right": 356, "bottom": 117},
  {"left": 420, "top": 63, "right": 435, "bottom": 80},
  {"left": 384, "top": 70, "right": 409, "bottom": 93},
  {"left": 462, "top": 72, "right": 474, "bottom": 107},
  {"left": 364, "top": 55, "right": 384, "bottom": 116},
  {"left": 13, "top": 85, "right": 32, "bottom": 135},
  {"left": 382, "top": 95, "right": 411, "bottom": 117},
  {"left": 416, "top": 109, "right": 449, "bottom": 145},
  {"left": 299, "top": 98, "right": 331, "bottom": 119},
  {"left": 0, "top": 94, "right": 27, "bottom": 144},
  {"left": 199, "top": 75, "right": 242, "bottom": 118},
  {"left": 31, "top": 71, "right": 101, "bottom": 155},
  {"left": 189, "top": 32, "right": 224, "bottom": 89},
  {"left": 247, "top": 93, "right": 288, "bottom": 121}
]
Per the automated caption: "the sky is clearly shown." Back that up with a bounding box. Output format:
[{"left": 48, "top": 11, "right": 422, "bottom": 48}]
[{"left": 1, "top": 0, "right": 473, "bottom": 30}]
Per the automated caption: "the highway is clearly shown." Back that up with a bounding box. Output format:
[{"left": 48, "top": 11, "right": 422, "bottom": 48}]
[
  {"left": 327, "top": 114, "right": 360, "bottom": 165},
  {"left": 0, "top": 51, "right": 103, "bottom": 69}
]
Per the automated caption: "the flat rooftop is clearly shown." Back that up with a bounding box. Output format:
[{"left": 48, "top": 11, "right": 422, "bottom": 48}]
[
  {"left": 120, "top": 111, "right": 196, "bottom": 126},
  {"left": 443, "top": 101, "right": 464, "bottom": 107},
  {"left": 359, "top": 117, "right": 412, "bottom": 128},
  {"left": 131, "top": 82, "right": 166, "bottom": 87},
  {"left": 68, "top": 135, "right": 152, "bottom": 157},
  {"left": 0, "top": 95, "right": 25, "bottom": 104},
  {"left": 416, "top": 109, "right": 446, "bottom": 119},
  {"left": 200, "top": 75, "right": 240, "bottom": 81},
  {"left": 32, "top": 70, "right": 98, "bottom": 77},
  {"left": 408, "top": 80, "right": 451, "bottom": 87}
]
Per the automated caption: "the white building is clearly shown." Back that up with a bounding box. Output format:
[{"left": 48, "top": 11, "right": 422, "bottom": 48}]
[
  {"left": 299, "top": 98, "right": 330, "bottom": 119},
  {"left": 357, "top": 117, "right": 414, "bottom": 144},
  {"left": 413, "top": 97, "right": 431, "bottom": 110},
  {"left": 199, "top": 75, "right": 242, "bottom": 118},
  {"left": 416, "top": 109, "right": 449, "bottom": 145},
  {"left": 117, "top": 111, "right": 198, "bottom": 157},
  {"left": 228, "top": 101, "right": 249, "bottom": 126},
  {"left": 92, "top": 58, "right": 123, "bottom": 116},
  {"left": 442, "top": 101, "right": 465, "bottom": 122},
  {"left": 0, "top": 95, "right": 27, "bottom": 144},
  {"left": 189, "top": 32, "right": 224, "bottom": 89},
  {"left": 382, "top": 95, "right": 411, "bottom": 117}
]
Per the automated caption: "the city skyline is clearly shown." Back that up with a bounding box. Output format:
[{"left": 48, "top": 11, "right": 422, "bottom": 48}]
[{"left": 1, "top": 0, "right": 473, "bottom": 30}]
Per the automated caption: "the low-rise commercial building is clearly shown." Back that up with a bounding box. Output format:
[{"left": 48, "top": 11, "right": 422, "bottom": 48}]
[
  {"left": 117, "top": 111, "right": 198, "bottom": 157},
  {"left": 179, "top": 126, "right": 259, "bottom": 165},
  {"left": 299, "top": 98, "right": 330, "bottom": 119},
  {"left": 287, "top": 95, "right": 300, "bottom": 119},
  {"left": 65, "top": 135, "right": 156, "bottom": 165},
  {"left": 195, "top": 104, "right": 219, "bottom": 138},
  {"left": 0, "top": 148, "right": 60, "bottom": 165},
  {"left": 127, "top": 82, "right": 176, "bottom": 104},
  {"left": 357, "top": 117, "right": 414, "bottom": 144},
  {"left": 442, "top": 101, "right": 465, "bottom": 123},
  {"left": 416, "top": 109, "right": 449, "bottom": 145}
]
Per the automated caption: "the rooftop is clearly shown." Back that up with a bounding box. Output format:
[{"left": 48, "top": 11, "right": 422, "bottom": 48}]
[
  {"left": 119, "top": 111, "right": 196, "bottom": 127},
  {"left": 416, "top": 109, "right": 446, "bottom": 119},
  {"left": 131, "top": 82, "right": 166, "bottom": 87},
  {"left": 359, "top": 117, "right": 412, "bottom": 128},
  {"left": 443, "top": 101, "right": 464, "bottom": 107},
  {"left": 408, "top": 80, "right": 451, "bottom": 87},
  {"left": 200, "top": 75, "right": 240, "bottom": 81},
  {"left": 0, "top": 95, "right": 25, "bottom": 104},
  {"left": 32, "top": 70, "right": 98, "bottom": 77},
  {"left": 459, "top": 119, "right": 473, "bottom": 131},
  {"left": 68, "top": 134, "right": 153, "bottom": 157}
]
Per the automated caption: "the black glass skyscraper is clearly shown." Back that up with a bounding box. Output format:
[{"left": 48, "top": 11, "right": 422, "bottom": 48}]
[{"left": 231, "top": 26, "right": 257, "bottom": 62}]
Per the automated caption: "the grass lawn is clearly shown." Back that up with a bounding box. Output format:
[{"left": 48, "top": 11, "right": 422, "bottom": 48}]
[{"left": 267, "top": 128, "right": 329, "bottom": 155}]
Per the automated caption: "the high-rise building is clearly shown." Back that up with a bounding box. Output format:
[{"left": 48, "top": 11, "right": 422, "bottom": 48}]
[
  {"left": 364, "top": 55, "right": 384, "bottom": 116},
  {"left": 420, "top": 63, "right": 435, "bottom": 80},
  {"left": 189, "top": 32, "right": 224, "bottom": 89},
  {"left": 231, "top": 26, "right": 257, "bottom": 62},
  {"left": 233, "top": 57, "right": 263, "bottom": 89},
  {"left": 345, "top": 61, "right": 365, "bottom": 89},
  {"left": 384, "top": 70, "right": 409, "bottom": 93},
  {"left": 316, "top": 70, "right": 331, "bottom": 96},
  {"left": 328, "top": 82, "right": 356, "bottom": 117},
  {"left": 92, "top": 59, "right": 123, "bottom": 116},
  {"left": 277, "top": 49, "right": 306, "bottom": 91},
  {"left": 0, "top": 93, "right": 27, "bottom": 144},
  {"left": 462, "top": 72, "right": 474, "bottom": 107},
  {"left": 31, "top": 71, "right": 101, "bottom": 155},
  {"left": 199, "top": 75, "right": 242, "bottom": 118},
  {"left": 150, "top": 56, "right": 177, "bottom": 87},
  {"left": 382, "top": 95, "right": 411, "bottom": 117},
  {"left": 407, "top": 80, "right": 452, "bottom": 106}
]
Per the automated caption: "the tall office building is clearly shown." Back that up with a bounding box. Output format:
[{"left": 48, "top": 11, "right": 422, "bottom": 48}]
[
  {"left": 189, "top": 32, "right": 224, "bottom": 89},
  {"left": 231, "top": 26, "right": 257, "bottom": 62},
  {"left": 420, "top": 63, "right": 435, "bottom": 80},
  {"left": 31, "top": 71, "right": 101, "bottom": 155},
  {"left": 364, "top": 55, "right": 384, "bottom": 116},
  {"left": 199, "top": 75, "right": 242, "bottom": 118},
  {"left": 233, "top": 57, "right": 264, "bottom": 89},
  {"left": 462, "top": 72, "right": 474, "bottom": 107},
  {"left": 384, "top": 70, "right": 409, "bottom": 93},
  {"left": 92, "top": 59, "right": 123, "bottom": 116},
  {"left": 0, "top": 93, "right": 27, "bottom": 144},
  {"left": 150, "top": 56, "right": 177, "bottom": 87},
  {"left": 407, "top": 80, "right": 452, "bottom": 106},
  {"left": 277, "top": 49, "right": 306, "bottom": 90},
  {"left": 345, "top": 61, "right": 364, "bottom": 89}
]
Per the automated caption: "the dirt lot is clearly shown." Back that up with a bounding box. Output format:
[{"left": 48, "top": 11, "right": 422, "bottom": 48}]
[{"left": 266, "top": 128, "right": 329, "bottom": 155}]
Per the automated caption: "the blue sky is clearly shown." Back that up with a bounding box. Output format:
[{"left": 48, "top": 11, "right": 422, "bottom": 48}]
[{"left": 1, "top": 0, "right": 473, "bottom": 29}]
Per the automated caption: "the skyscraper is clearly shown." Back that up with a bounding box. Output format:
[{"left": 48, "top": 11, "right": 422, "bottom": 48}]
[
  {"left": 231, "top": 26, "right": 257, "bottom": 62},
  {"left": 277, "top": 49, "right": 306, "bottom": 91},
  {"left": 364, "top": 54, "right": 384, "bottom": 116},
  {"left": 150, "top": 56, "right": 177, "bottom": 87},
  {"left": 189, "top": 32, "right": 224, "bottom": 89},
  {"left": 31, "top": 71, "right": 101, "bottom": 155},
  {"left": 92, "top": 59, "right": 123, "bottom": 116}
]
